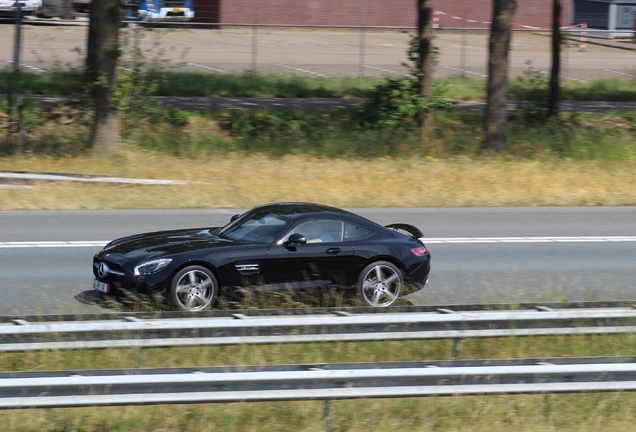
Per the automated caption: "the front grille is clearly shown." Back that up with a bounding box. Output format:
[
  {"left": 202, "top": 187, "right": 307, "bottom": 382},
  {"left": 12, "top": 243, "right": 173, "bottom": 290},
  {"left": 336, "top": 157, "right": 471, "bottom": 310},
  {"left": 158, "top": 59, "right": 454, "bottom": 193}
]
[{"left": 93, "top": 259, "right": 126, "bottom": 280}]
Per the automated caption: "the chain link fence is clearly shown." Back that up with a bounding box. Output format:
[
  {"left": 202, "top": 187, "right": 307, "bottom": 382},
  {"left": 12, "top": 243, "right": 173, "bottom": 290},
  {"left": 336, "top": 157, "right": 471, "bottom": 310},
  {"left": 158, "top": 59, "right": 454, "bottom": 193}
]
[{"left": 0, "top": 14, "right": 635, "bottom": 82}]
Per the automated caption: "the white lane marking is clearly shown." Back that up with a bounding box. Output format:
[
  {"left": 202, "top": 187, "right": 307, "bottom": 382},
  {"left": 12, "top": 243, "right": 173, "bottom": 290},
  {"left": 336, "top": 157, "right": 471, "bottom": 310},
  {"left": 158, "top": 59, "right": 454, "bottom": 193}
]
[
  {"left": 604, "top": 69, "right": 633, "bottom": 77},
  {"left": 277, "top": 64, "right": 329, "bottom": 77},
  {"left": 6, "top": 60, "right": 46, "bottom": 73},
  {"left": 439, "top": 65, "right": 587, "bottom": 82},
  {"left": 363, "top": 65, "right": 412, "bottom": 78},
  {"left": 420, "top": 236, "right": 636, "bottom": 244},
  {"left": 0, "top": 241, "right": 109, "bottom": 248},
  {"left": 2, "top": 237, "right": 635, "bottom": 249},
  {"left": 187, "top": 63, "right": 226, "bottom": 73},
  {"left": 439, "top": 65, "right": 487, "bottom": 78}
]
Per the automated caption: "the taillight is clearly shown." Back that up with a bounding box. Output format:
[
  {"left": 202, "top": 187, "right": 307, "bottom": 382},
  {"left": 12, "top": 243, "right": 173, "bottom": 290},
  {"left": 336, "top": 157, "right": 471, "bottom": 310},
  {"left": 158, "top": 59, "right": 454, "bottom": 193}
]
[{"left": 411, "top": 246, "right": 428, "bottom": 256}]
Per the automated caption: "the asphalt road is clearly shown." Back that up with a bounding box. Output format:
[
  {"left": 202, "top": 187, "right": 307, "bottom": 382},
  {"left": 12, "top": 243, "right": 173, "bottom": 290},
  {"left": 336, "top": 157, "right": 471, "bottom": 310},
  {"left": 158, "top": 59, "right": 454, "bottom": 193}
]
[{"left": 1, "top": 207, "right": 634, "bottom": 316}]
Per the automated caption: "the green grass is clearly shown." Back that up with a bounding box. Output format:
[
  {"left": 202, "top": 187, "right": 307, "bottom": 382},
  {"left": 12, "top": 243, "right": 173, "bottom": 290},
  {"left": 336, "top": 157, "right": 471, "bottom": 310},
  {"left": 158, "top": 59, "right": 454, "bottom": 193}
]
[
  {"left": 443, "top": 75, "right": 636, "bottom": 102},
  {"left": 5, "top": 70, "right": 636, "bottom": 101},
  {"left": 2, "top": 334, "right": 635, "bottom": 372},
  {"left": 154, "top": 71, "right": 383, "bottom": 98},
  {"left": 0, "top": 70, "right": 383, "bottom": 98},
  {"left": 122, "top": 109, "right": 636, "bottom": 162}
]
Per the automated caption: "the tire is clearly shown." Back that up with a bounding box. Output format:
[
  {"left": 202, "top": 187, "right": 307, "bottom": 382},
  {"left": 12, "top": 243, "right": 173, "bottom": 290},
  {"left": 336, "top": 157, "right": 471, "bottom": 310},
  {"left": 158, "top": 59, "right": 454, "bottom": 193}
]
[
  {"left": 169, "top": 265, "right": 218, "bottom": 312},
  {"left": 357, "top": 261, "right": 403, "bottom": 307}
]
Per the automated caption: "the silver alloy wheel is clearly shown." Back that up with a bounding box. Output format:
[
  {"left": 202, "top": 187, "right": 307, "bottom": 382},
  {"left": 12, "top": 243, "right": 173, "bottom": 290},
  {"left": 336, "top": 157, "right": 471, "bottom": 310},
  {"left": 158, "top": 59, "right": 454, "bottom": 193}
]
[
  {"left": 173, "top": 268, "right": 216, "bottom": 311},
  {"left": 360, "top": 263, "right": 402, "bottom": 307}
]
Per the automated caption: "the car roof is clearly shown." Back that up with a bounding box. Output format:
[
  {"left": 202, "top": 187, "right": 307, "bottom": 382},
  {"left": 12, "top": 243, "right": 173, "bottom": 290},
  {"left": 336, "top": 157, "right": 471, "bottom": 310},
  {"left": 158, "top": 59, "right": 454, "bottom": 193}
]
[{"left": 253, "top": 202, "right": 362, "bottom": 221}]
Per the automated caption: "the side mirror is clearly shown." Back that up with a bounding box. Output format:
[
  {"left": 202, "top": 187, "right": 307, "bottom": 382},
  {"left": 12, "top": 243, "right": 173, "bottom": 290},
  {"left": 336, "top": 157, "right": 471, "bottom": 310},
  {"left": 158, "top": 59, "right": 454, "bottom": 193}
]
[{"left": 285, "top": 233, "right": 306, "bottom": 250}]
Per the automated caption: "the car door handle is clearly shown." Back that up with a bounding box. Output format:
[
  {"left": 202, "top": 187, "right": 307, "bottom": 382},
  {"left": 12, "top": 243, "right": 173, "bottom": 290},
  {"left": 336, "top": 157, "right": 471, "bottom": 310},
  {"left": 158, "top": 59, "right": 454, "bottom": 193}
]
[{"left": 325, "top": 247, "right": 341, "bottom": 255}]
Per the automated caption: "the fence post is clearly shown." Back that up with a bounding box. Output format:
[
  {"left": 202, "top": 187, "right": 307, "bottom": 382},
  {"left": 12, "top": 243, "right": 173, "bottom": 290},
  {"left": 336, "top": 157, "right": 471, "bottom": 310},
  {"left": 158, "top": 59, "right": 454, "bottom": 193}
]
[
  {"left": 133, "top": 23, "right": 141, "bottom": 75},
  {"left": 13, "top": 4, "right": 22, "bottom": 74},
  {"left": 460, "top": 20, "right": 467, "bottom": 76},
  {"left": 563, "top": 30, "right": 570, "bottom": 79},
  {"left": 579, "top": 22, "right": 587, "bottom": 52},
  {"left": 359, "top": 7, "right": 367, "bottom": 78},
  {"left": 9, "top": 3, "right": 25, "bottom": 148},
  {"left": 433, "top": 11, "right": 440, "bottom": 33},
  {"left": 61, "top": 0, "right": 74, "bottom": 20},
  {"left": 251, "top": 12, "right": 259, "bottom": 73}
]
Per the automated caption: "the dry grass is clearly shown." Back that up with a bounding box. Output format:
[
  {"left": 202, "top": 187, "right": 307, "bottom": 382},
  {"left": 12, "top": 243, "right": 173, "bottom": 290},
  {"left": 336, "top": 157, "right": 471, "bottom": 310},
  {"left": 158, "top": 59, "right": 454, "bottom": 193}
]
[
  {"left": 2, "top": 395, "right": 636, "bottom": 432},
  {"left": 1, "top": 151, "right": 635, "bottom": 210}
]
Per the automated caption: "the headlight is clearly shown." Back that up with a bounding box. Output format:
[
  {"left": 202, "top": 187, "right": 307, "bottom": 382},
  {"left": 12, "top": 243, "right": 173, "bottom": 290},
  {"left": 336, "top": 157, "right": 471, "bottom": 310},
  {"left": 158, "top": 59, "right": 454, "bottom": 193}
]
[{"left": 134, "top": 258, "right": 173, "bottom": 276}]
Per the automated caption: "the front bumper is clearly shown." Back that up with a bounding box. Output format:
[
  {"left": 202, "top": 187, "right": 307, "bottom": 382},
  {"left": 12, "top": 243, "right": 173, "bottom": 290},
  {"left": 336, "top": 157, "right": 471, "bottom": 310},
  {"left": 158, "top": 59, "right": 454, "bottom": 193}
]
[{"left": 93, "top": 257, "right": 170, "bottom": 297}]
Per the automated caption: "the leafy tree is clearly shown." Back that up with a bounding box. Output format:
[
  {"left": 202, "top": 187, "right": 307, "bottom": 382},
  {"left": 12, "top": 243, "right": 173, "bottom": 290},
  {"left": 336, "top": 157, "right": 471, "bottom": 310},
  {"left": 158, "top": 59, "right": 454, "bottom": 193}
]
[{"left": 484, "top": 0, "right": 516, "bottom": 151}]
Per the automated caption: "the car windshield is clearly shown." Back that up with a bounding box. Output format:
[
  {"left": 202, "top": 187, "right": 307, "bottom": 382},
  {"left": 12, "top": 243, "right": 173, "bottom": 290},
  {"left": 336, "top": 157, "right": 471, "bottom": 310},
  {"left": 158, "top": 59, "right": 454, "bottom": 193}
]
[{"left": 217, "top": 210, "right": 291, "bottom": 244}]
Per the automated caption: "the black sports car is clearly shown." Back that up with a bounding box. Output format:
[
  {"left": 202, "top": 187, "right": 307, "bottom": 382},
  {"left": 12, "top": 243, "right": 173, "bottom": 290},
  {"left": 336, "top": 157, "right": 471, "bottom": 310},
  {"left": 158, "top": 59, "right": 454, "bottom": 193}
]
[{"left": 92, "top": 202, "right": 431, "bottom": 311}]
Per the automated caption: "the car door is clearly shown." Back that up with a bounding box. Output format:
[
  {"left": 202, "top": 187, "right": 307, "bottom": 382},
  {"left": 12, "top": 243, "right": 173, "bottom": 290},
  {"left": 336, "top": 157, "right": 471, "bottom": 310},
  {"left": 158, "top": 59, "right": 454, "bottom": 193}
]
[{"left": 263, "top": 219, "right": 355, "bottom": 288}]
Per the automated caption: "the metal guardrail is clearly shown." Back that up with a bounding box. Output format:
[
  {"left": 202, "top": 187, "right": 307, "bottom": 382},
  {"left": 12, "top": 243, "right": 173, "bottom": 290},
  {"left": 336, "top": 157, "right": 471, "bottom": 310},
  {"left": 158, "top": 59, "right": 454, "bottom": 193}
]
[
  {"left": 2, "top": 303, "right": 636, "bottom": 352},
  {"left": 2, "top": 356, "right": 636, "bottom": 408},
  {"left": 3, "top": 301, "right": 634, "bottom": 322}
]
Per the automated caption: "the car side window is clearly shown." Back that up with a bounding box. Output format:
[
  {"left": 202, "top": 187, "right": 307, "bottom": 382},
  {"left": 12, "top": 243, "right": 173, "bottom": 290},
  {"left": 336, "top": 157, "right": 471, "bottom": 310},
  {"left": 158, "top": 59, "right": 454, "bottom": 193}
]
[
  {"left": 344, "top": 222, "right": 374, "bottom": 240},
  {"left": 293, "top": 220, "right": 343, "bottom": 243}
]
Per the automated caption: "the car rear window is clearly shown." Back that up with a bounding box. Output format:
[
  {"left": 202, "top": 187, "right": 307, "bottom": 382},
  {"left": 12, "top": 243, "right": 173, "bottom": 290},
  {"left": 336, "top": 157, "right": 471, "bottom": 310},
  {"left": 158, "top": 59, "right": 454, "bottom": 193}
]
[{"left": 344, "top": 222, "right": 374, "bottom": 240}]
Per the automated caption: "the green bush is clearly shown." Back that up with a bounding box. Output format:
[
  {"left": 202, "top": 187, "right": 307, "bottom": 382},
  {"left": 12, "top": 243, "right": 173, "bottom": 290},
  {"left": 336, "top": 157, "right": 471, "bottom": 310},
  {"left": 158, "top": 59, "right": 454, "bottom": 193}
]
[
  {"left": 509, "top": 62, "right": 549, "bottom": 124},
  {"left": 0, "top": 97, "right": 42, "bottom": 131},
  {"left": 357, "top": 77, "right": 456, "bottom": 130}
]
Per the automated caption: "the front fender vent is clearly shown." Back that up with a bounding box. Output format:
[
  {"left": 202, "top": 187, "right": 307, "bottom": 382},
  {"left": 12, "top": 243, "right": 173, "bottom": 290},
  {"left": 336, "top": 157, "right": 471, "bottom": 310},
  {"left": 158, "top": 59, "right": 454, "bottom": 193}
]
[{"left": 235, "top": 263, "right": 260, "bottom": 275}]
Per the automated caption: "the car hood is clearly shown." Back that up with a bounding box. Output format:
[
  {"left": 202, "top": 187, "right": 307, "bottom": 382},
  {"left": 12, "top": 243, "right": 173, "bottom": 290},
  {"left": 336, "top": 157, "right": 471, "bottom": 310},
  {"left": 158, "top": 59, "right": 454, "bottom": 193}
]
[{"left": 96, "top": 227, "right": 242, "bottom": 261}]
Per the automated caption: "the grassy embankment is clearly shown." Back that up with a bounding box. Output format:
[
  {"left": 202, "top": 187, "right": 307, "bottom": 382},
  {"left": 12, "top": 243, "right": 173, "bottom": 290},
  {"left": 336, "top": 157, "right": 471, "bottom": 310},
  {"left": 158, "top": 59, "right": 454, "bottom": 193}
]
[
  {"left": 1, "top": 72, "right": 636, "bottom": 430},
  {"left": 1, "top": 102, "right": 635, "bottom": 209}
]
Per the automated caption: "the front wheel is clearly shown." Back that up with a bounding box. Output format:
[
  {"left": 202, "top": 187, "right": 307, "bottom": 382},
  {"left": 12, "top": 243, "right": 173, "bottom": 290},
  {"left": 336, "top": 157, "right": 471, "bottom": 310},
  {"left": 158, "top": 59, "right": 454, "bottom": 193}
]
[
  {"left": 358, "top": 261, "right": 403, "bottom": 307},
  {"left": 169, "top": 265, "right": 218, "bottom": 311}
]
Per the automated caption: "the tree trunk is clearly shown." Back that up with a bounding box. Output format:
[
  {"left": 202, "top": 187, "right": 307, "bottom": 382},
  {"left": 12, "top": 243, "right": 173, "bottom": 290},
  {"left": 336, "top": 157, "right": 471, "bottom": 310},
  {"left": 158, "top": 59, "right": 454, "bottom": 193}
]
[
  {"left": 484, "top": 0, "right": 516, "bottom": 152},
  {"left": 548, "top": 0, "right": 562, "bottom": 119},
  {"left": 417, "top": 0, "right": 433, "bottom": 130},
  {"left": 86, "top": 0, "right": 123, "bottom": 154}
]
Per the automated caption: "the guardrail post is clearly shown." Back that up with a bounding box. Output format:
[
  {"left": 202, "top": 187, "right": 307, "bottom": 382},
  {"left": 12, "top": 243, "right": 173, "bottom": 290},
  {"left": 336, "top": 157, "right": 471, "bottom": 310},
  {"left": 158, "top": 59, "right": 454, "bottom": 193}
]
[
  {"left": 453, "top": 339, "right": 463, "bottom": 359},
  {"left": 324, "top": 399, "right": 332, "bottom": 432},
  {"left": 138, "top": 347, "right": 146, "bottom": 367}
]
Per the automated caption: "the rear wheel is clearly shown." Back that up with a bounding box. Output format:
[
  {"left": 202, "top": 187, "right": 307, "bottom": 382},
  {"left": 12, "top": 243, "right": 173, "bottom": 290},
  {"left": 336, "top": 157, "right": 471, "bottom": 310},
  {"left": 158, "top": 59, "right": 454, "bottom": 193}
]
[
  {"left": 169, "top": 265, "right": 218, "bottom": 311},
  {"left": 358, "top": 261, "right": 403, "bottom": 307}
]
